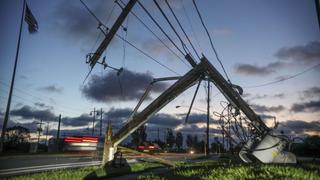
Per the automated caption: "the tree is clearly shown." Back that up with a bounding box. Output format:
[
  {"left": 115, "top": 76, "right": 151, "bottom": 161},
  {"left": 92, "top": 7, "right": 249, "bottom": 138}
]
[
  {"left": 176, "top": 132, "right": 183, "bottom": 150},
  {"left": 166, "top": 128, "right": 175, "bottom": 148},
  {"left": 4, "top": 126, "right": 30, "bottom": 152},
  {"left": 292, "top": 136, "right": 320, "bottom": 157},
  {"left": 186, "top": 134, "right": 193, "bottom": 148},
  {"left": 131, "top": 125, "right": 147, "bottom": 147},
  {"left": 5, "top": 126, "right": 30, "bottom": 145}
]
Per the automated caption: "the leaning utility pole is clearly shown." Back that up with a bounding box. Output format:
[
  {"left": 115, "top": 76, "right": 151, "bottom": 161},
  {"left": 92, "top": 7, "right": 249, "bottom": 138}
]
[{"left": 86, "top": 0, "right": 138, "bottom": 70}]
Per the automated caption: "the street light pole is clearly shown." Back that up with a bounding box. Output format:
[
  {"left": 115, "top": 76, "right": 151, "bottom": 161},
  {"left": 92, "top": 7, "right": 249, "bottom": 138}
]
[
  {"left": 90, "top": 108, "right": 99, "bottom": 136},
  {"left": 37, "top": 119, "right": 44, "bottom": 149},
  {"left": 45, "top": 122, "right": 49, "bottom": 146},
  {"left": 206, "top": 80, "right": 210, "bottom": 156},
  {"left": 100, "top": 108, "right": 103, "bottom": 137}
]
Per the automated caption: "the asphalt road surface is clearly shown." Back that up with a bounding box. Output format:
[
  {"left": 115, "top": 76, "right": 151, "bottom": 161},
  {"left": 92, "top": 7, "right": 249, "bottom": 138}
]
[
  {"left": 0, "top": 153, "right": 101, "bottom": 177},
  {"left": 0, "top": 152, "right": 213, "bottom": 177}
]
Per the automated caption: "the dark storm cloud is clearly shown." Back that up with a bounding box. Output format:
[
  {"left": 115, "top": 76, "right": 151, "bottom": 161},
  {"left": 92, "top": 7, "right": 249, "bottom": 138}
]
[
  {"left": 301, "top": 86, "right": 320, "bottom": 99},
  {"left": 104, "top": 107, "right": 131, "bottom": 124},
  {"left": 11, "top": 105, "right": 57, "bottom": 121},
  {"left": 234, "top": 61, "right": 285, "bottom": 76},
  {"left": 275, "top": 41, "right": 320, "bottom": 64},
  {"left": 82, "top": 69, "right": 168, "bottom": 102},
  {"left": 251, "top": 104, "right": 285, "bottom": 113},
  {"left": 277, "top": 120, "right": 320, "bottom": 135},
  {"left": 49, "top": 128, "right": 90, "bottom": 137},
  {"left": 38, "top": 85, "right": 63, "bottom": 94},
  {"left": 149, "top": 113, "right": 181, "bottom": 127},
  {"left": 259, "top": 114, "right": 276, "bottom": 120},
  {"left": 290, "top": 100, "right": 320, "bottom": 113},
  {"left": 62, "top": 114, "right": 92, "bottom": 127},
  {"left": 52, "top": 0, "right": 116, "bottom": 42}
]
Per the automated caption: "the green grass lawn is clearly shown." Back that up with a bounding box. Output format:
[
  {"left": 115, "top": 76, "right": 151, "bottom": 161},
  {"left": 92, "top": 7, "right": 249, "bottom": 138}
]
[
  {"left": 4, "top": 158, "right": 320, "bottom": 180},
  {"left": 137, "top": 159, "right": 320, "bottom": 180},
  {"left": 4, "top": 162, "right": 164, "bottom": 180}
]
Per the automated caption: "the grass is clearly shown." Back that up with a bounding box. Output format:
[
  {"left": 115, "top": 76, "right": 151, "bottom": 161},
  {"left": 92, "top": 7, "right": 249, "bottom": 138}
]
[
  {"left": 4, "top": 157, "right": 320, "bottom": 180},
  {"left": 137, "top": 159, "right": 320, "bottom": 180},
  {"left": 3, "top": 162, "right": 164, "bottom": 180}
]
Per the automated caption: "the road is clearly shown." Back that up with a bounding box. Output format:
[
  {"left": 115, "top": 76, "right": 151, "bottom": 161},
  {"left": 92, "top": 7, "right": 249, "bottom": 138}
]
[
  {"left": 0, "top": 152, "right": 213, "bottom": 177},
  {"left": 0, "top": 153, "right": 101, "bottom": 177}
]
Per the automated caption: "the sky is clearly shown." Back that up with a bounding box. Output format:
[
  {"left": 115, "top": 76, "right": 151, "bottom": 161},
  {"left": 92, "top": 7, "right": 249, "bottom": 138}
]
[{"left": 0, "top": 0, "right": 319, "bottom": 145}]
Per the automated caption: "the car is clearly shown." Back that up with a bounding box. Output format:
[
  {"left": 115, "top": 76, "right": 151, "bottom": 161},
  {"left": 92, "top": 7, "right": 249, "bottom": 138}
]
[
  {"left": 62, "top": 136, "right": 98, "bottom": 152},
  {"left": 136, "top": 142, "right": 161, "bottom": 153}
]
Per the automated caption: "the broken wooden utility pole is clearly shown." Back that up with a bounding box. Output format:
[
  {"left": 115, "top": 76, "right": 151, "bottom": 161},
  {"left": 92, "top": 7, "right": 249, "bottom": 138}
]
[
  {"left": 88, "top": 0, "right": 138, "bottom": 69},
  {"left": 102, "top": 120, "right": 113, "bottom": 166}
]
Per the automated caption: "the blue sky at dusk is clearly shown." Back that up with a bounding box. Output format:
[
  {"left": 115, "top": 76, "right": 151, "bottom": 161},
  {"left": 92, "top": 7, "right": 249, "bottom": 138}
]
[{"left": 0, "top": 0, "right": 319, "bottom": 140}]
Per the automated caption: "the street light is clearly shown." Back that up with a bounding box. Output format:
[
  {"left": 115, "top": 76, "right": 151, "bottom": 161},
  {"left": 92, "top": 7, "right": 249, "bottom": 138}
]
[{"left": 90, "top": 108, "right": 99, "bottom": 136}]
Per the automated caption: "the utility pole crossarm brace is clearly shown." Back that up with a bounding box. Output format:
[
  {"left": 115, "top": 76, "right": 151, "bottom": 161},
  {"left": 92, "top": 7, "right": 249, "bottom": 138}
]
[{"left": 112, "top": 64, "right": 203, "bottom": 146}]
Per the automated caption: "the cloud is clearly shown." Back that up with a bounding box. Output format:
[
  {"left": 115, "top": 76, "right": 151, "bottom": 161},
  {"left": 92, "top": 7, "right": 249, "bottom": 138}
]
[
  {"left": 176, "top": 124, "right": 221, "bottom": 135},
  {"left": 51, "top": 0, "right": 116, "bottom": 43},
  {"left": 19, "top": 75, "right": 28, "bottom": 80},
  {"left": 82, "top": 69, "right": 168, "bottom": 102},
  {"left": 251, "top": 104, "right": 285, "bottom": 113},
  {"left": 234, "top": 61, "right": 285, "bottom": 76},
  {"left": 245, "top": 93, "right": 285, "bottom": 100},
  {"left": 290, "top": 100, "right": 320, "bottom": 113},
  {"left": 300, "top": 86, "right": 320, "bottom": 100},
  {"left": 104, "top": 107, "right": 131, "bottom": 125},
  {"left": 277, "top": 120, "right": 320, "bottom": 135},
  {"left": 275, "top": 41, "right": 320, "bottom": 64},
  {"left": 10, "top": 105, "right": 57, "bottom": 121},
  {"left": 176, "top": 113, "right": 218, "bottom": 124},
  {"left": 34, "top": 102, "right": 54, "bottom": 110},
  {"left": 149, "top": 113, "right": 182, "bottom": 127},
  {"left": 38, "top": 85, "right": 63, "bottom": 94},
  {"left": 62, "top": 114, "right": 92, "bottom": 127}
]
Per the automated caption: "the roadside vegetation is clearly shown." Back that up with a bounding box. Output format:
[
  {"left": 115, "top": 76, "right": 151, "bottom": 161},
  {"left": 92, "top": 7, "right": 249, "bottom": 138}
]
[
  {"left": 137, "top": 159, "right": 320, "bottom": 180},
  {"left": 3, "top": 157, "right": 320, "bottom": 180},
  {"left": 4, "top": 162, "right": 164, "bottom": 180}
]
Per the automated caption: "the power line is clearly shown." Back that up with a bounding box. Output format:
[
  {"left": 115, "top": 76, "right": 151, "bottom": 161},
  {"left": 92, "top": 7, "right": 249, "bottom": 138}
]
[
  {"left": 244, "top": 63, "right": 320, "bottom": 88},
  {"left": 137, "top": 1, "right": 188, "bottom": 64},
  {"left": 117, "top": 0, "right": 186, "bottom": 66},
  {"left": 164, "top": 0, "right": 200, "bottom": 60},
  {"left": 89, "top": 3, "right": 116, "bottom": 53},
  {"left": 153, "top": 0, "right": 190, "bottom": 55},
  {"left": 192, "top": 0, "right": 231, "bottom": 83},
  {"left": 115, "top": 33, "right": 181, "bottom": 75},
  {"left": 79, "top": 0, "right": 181, "bottom": 76},
  {"left": 79, "top": 0, "right": 105, "bottom": 27},
  {"left": 180, "top": 0, "right": 203, "bottom": 54}
]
